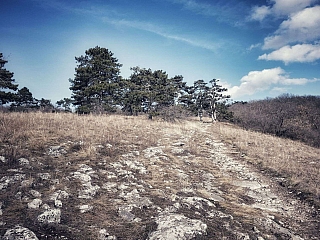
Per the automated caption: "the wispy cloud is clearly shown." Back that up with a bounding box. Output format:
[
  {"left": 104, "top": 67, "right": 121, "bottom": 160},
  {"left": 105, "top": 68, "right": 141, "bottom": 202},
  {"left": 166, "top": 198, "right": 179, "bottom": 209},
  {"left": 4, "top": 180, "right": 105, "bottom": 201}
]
[
  {"left": 166, "top": 0, "right": 249, "bottom": 26},
  {"left": 32, "top": 0, "right": 223, "bottom": 52},
  {"left": 31, "top": 0, "right": 120, "bottom": 18},
  {"left": 104, "top": 18, "right": 222, "bottom": 52},
  {"left": 247, "top": 43, "right": 262, "bottom": 51},
  {"left": 228, "top": 67, "right": 318, "bottom": 98}
]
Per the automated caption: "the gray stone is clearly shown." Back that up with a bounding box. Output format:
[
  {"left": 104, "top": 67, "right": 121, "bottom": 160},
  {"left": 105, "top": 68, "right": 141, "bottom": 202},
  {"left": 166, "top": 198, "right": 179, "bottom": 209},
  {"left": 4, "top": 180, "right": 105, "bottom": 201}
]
[
  {"left": 50, "top": 190, "right": 69, "bottom": 201},
  {"left": 148, "top": 213, "right": 207, "bottom": 240},
  {"left": 28, "top": 199, "right": 42, "bottom": 209},
  {"left": 0, "top": 156, "right": 7, "bottom": 163},
  {"left": 72, "top": 165, "right": 100, "bottom": 199},
  {"left": 37, "top": 209, "right": 61, "bottom": 224},
  {"left": 3, "top": 225, "right": 38, "bottom": 240},
  {"left": 0, "top": 174, "right": 26, "bottom": 190},
  {"left": 118, "top": 206, "right": 135, "bottom": 221},
  {"left": 79, "top": 204, "right": 93, "bottom": 213},
  {"left": 18, "top": 158, "right": 30, "bottom": 166},
  {"left": 21, "top": 179, "right": 33, "bottom": 188},
  {"left": 143, "top": 147, "right": 165, "bottom": 159},
  {"left": 48, "top": 146, "right": 67, "bottom": 157},
  {"left": 78, "top": 182, "right": 100, "bottom": 199},
  {"left": 29, "top": 190, "right": 41, "bottom": 198},
  {"left": 37, "top": 173, "right": 51, "bottom": 180},
  {"left": 54, "top": 199, "right": 62, "bottom": 208},
  {"left": 98, "top": 229, "right": 117, "bottom": 240}
]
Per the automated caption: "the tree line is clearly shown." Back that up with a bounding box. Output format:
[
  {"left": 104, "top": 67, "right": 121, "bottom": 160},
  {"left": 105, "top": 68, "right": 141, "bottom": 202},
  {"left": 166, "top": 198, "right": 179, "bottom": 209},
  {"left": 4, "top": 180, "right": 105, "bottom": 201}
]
[
  {"left": 229, "top": 94, "right": 320, "bottom": 147},
  {"left": 1, "top": 47, "right": 230, "bottom": 121},
  {"left": 0, "top": 53, "right": 55, "bottom": 112}
]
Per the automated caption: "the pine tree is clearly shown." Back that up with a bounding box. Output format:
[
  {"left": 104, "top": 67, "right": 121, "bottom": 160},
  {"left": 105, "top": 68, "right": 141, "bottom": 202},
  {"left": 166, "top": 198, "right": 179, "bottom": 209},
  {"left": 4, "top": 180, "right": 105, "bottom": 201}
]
[
  {"left": 56, "top": 98, "right": 73, "bottom": 112},
  {"left": 207, "top": 79, "right": 230, "bottom": 122},
  {"left": 0, "top": 53, "right": 18, "bottom": 105},
  {"left": 123, "top": 67, "right": 187, "bottom": 119},
  {"left": 10, "top": 87, "right": 37, "bottom": 111},
  {"left": 193, "top": 80, "right": 210, "bottom": 121},
  {"left": 69, "top": 46, "right": 122, "bottom": 114}
]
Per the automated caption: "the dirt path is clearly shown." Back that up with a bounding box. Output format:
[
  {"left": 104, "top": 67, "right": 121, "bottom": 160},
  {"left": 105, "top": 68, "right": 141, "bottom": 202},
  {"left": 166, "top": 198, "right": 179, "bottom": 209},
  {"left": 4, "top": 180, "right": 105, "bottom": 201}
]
[{"left": 137, "top": 122, "right": 319, "bottom": 239}]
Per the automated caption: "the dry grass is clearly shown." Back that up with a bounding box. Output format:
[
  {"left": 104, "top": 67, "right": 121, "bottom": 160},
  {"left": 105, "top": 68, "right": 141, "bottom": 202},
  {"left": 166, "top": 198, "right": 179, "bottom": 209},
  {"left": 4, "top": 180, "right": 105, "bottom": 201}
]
[
  {"left": 216, "top": 122, "right": 320, "bottom": 208},
  {"left": 0, "top": 112, "right": 166, "bottom": 159},
  {"left": 1, "top": 112, "right": 319, "bottom": 238},
  {"left": 1, "top": 112, "right": 319, "bottom": 204},
  {"left": 0, "top": 112, "right": 191, "bottom": 238}
]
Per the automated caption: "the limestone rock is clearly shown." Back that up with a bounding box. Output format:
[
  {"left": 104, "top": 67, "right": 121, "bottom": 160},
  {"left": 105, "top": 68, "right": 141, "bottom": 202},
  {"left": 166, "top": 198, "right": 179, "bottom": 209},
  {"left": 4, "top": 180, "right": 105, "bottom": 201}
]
[
  {"left": 37, "top": 173, "right": 51, "bottom": 180},
  {"left": 148, "top": 213, "right": 207, "bottom": 240},
  {"left": 72, "top": 165, "right": 100, "bottom": 199},
  {"left": 18, "top": 158, "right": 30, "bottom": 166},
  {"left": 54, "top": 199, "right": 62, "bottom": 208},
  {"left": 79, "top": 204, "right": 93, "bottom": 213},
  {"left": 3, "top": 225, "right": 38, "bottom": 240},
  {"left": 0, "top": 156, "right": 7, "bottom": 163},
  {"left": 98, "top": 229, "right": 117, "bottom": 240},
  {"left": 48, "top": 146, "right": 67, "bottom": 157},
  {"left": 118, "top": 206, "right": 135, "bottom": 221},
  {"left": 28, "top": 199, "right": 42, "bottom": 209},
  {"left": 29, "top": 190, "right": 41, "bottom": 198},
  {"left": 37, "top": 209, "right": 61, "bottom": 224},
  {"left": 49, "top": 190, "right": 69, "bottom": 201},
  {"left": 0, "top": 174, "right": 26, "bottom": 190}
]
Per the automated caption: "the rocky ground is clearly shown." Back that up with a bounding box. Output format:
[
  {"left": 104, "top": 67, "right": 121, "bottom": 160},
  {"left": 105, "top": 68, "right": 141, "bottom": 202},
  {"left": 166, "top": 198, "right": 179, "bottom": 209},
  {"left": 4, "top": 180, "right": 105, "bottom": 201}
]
[{"left": 0, "top": 118, "right": 319, "bottom": 239}]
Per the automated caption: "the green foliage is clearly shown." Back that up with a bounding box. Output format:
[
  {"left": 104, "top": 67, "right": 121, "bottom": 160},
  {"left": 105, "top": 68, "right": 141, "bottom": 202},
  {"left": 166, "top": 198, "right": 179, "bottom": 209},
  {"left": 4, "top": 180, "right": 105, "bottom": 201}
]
[
  {"left": 122, "top": 67, "right": 188, "bottom": 119},
  {"left": 56, "top": 98, "right": 73, "bottom": 112},
  {"left": 69, "top": 46, "right": 123, "bottom": 114},
  {"left": 207, "top": 79, "right": 230, "bottom": 122},
  {"left": 10, "top": 87, "right": 38, "bottom": 111},
  {"left": 38, "top": 98, "right": 54, "bottom": 112},
  {"left": 178, "top": 79, "right": 230, "bottom": 122},
  {"left": 0, "top": 53, "right": 19, "bottom": 105},
  {"left": 66, "top": 46, "right": 232, "bottom": 120},
  {"left": 9, "top": 87, "right": 54, "bottom": 112}
]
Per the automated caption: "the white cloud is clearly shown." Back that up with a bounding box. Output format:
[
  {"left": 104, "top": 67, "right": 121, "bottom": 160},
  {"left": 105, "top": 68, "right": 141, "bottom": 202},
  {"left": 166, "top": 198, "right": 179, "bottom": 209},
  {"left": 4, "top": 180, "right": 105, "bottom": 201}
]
[
  {"left": 250, "top": 5, "right": 271, "bottom": 21},
  {"left": 228, "top": 67, "right": 317, "bottom": 98},
  {"left": 272, "top": 0, "right": 316, "bottom": 16},
  {"left": 263, "top": 5, "right": 320, "bottom": 49},
  {"left": 258, "top": 44, "right": 320, "bottom": 64},
  {"left": 249, "top": 0, "right": 317, "bottom": 21}
]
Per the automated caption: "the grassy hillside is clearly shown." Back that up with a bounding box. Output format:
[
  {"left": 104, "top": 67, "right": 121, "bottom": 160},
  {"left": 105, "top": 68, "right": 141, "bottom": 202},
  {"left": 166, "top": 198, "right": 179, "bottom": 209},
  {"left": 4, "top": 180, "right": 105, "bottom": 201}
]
[{"left": 0, "top": 112, "right": 319, "bottom": 239}]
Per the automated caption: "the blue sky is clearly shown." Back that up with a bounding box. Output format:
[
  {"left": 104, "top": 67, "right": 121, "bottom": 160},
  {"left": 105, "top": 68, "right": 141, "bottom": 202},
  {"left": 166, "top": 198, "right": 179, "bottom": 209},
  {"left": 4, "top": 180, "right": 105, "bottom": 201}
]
[{"left": 1, "top": 0, "right": 320, "bottom": 103}]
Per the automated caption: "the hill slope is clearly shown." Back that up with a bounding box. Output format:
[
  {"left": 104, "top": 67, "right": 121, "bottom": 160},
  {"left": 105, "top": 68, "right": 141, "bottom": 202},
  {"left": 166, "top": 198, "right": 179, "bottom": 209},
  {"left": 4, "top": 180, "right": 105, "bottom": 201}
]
[{"left": 0, "top": 113, "right": 319, "bottom": 239}]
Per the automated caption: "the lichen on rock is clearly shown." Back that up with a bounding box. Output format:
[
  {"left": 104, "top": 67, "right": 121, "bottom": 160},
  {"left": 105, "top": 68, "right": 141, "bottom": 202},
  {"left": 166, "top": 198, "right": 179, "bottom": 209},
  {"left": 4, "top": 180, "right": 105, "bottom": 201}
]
[
  {"left": 3, "top": 225, "right": 38, "bottom": 240},
  {"left": 148, "top": 213, "right": 207, "bottom": 240}
]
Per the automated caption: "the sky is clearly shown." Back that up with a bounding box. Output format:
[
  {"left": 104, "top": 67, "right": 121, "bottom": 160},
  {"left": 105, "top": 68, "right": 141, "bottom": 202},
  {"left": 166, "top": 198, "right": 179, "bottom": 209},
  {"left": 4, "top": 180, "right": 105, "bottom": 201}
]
[{"left": 1, "top": 0, "right": 320, "bottom": 103}]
